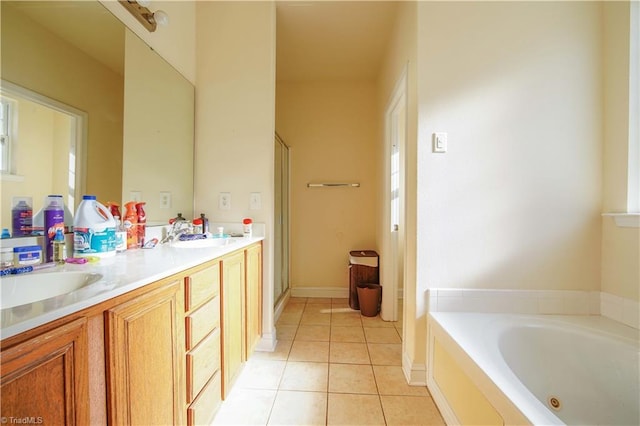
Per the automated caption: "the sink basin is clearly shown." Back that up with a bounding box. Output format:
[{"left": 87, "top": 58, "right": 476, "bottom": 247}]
[
  {"left": 171, "top": 237, "right": 239, "bottom": 249},
  {"left": 0, "top": 271, "right": 103, "bottom": 309}
]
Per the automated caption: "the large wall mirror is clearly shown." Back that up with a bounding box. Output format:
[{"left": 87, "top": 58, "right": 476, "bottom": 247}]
[{"left": 0, "top": 0, "right": 194, "bottom": 235}]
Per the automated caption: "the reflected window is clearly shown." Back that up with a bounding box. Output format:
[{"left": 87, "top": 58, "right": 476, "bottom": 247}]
[{"left": 0, "top": 97, "right": 16, "bottom": 174}]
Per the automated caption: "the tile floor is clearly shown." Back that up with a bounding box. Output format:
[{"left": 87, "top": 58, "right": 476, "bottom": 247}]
[{"left": 212, "top": 297, "right": 445, "bottom": 425}]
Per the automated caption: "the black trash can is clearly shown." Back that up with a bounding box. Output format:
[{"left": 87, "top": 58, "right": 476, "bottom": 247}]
[
  {"left": 357, "top": 283, "right": 382, "bottom": 317},
  {"left": 348, "top": 250, "right": 379, "bottom": 310}
]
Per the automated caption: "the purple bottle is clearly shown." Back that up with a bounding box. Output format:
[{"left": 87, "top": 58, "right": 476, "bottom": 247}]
[
  {"left": 11, "top": 197, "right": 32, "bottom": 237},
  {"left": 44, "top": 195, "right": 65, "bottom": 262}
]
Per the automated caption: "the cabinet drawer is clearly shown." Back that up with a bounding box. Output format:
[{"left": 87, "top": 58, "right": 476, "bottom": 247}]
[
  {"left": 186, "top": 328, "right": 220, "bottom": 403},
  {"left": 185, "top": 263, "right": 220, "bottom": 312},
  {"left": 186, "top": 295, "right": 220, "bottom": 350},
  {"left": 187, "top": 371, "right": 222, "bottom": 426}
]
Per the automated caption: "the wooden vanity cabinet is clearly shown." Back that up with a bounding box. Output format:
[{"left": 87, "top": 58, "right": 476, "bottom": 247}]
[
  {"left": 0, "top": 318, "right": 90, "bottom": 425},
  {"left": 0, "top": 241, "right": 263, "bottom": 424},
  {"left": 104, "top": 277, "right": 185, "bottom": 426},
  {"left": 245, "top": 242, "right": 263, "bottom": 356},
  {"left": 184, "top": 261, "right": 222, "bottom": 426}
]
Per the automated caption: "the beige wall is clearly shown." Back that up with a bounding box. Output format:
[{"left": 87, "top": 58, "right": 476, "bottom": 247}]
[
  {"left": 415, "top": 1, "right": 604, "bottom": 365},
  {"left": 195, "top": 1, "right": 276, "bottom": 339},
  {"left": 276, "top": 81, "right": 379, "bottom": 290},
  {"left": 1, "top": 3, "right": 123, "bottom": 218},
  {"left": 602, "top": 2, "right": 639, "bottom": 302}
]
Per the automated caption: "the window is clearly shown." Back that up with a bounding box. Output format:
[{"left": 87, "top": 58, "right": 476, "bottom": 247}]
[{"left": 0, "top": 97, "right": 14, "bottom": 174}]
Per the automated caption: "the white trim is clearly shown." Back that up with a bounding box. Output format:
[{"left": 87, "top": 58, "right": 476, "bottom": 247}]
[
  {"left": 0, "top": 79, "right": 87, "bottom": 206},
  {"left": 290, "top": 286, "right": 348, "bottom": 299},
  {"left": 426, "top": 327, "right": 460, "bottom": 426},
  {"left": 255, "top": 329, "right": 277, "bottom": 352},
  {"left": 602, "top": 212, "right": 640, "bottom": 228},
  {"left": 402, "top": 350, "right": 427, "bottom": 386},
  {"left": 0, "top": 173, "right": 24, "bottom": 182},
  {"left": 274, "top": 288, "right": 290, "bottom": 323}
]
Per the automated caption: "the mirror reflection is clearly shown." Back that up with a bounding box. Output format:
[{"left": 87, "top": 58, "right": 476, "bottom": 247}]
[{"left": 1, "top": 0, "right": 194, "bottom": 236}]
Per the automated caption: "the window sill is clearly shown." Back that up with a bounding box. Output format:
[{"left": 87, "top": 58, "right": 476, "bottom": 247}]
[
  {"left": 602, "top": 213, "right": 640, "bottom": 228},
  {"left": 0, "top": 173, "right": 24, "bottom": 182}
]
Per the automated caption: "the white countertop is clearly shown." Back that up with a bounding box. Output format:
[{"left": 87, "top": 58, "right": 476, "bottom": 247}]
[{"left": 0, "top": 236, "right": 263, "bottom": 340}]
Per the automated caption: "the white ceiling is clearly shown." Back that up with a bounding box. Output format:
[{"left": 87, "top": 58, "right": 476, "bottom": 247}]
[{"left": 276, "top": 1, "right": 399, "bottom": 82}]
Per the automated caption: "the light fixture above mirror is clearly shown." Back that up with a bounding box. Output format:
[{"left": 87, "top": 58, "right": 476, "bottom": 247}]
[{"left": 118, "top": 0, "right": 168, "bottom": 32}]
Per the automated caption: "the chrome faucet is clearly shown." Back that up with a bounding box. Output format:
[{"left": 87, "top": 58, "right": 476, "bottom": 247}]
[{"left": 160, "top": 219, "right": 194, "bottom": 244}]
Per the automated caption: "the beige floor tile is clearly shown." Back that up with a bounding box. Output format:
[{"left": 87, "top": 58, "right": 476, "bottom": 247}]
[
  {"left": 279, "top": 361, "right": 328, "bottom": 392},
  {"left": 276, "top": 324, "right": 298, "bottom": 341},
  {"left": 300, "top": 311, "right": 331, "bottom": 326},
  {"left": 287, "top": 297, "right": 308, "bottom": 304},
  {"left": 212, "top": 388, "right": 276, "bottom": 425},
  {"left": 268, "top": 391, "right": 327, "bottom": 425},
  {"left": 330, "top": 342, "right": 370, "bottom": 364},
  {"left": 368, "top": 343, "right": 402, "bottom": 366},
  {"left": 361, "top": 315, "right": 396, "bottom": 328},
  {"left": 327, "top": 393, "right": 385, "bottom": 426},
  {"left": 331, "top": 312, "right": 363, "bottom": 327},
  {"left": 303, "top": 303, "right": 333, "bottom": 314},
  {"left": 373, "top": 366, "right": 429, "bottom": 396},
  {"left": 381, "top": 395, "right": 445, "bottom": 425},
  {"left": 364, "top": 327, "right": 402, "bottom": 344},
  {"left": 295, "top": 325, "right": 331, "bottom": 342},
  {"left": 330, "top": 325, "right": 365, "bottom": 343},
  {"left": 332, "top": 297, "right": 349, "bottom": 305},
  {"left": 306, "top": 297, "right": 333, "bottom": 304},
  {"left": 252, "top": 339, "right": 294, "bottom": 361},
  {"left": 234, "top": 359, "right": 286, "bottom": 390},
  {"left": 282, "top": 303, "right": 305, "bottom": 315},
  {"left": 277, "top": 311, "right": 303, "bottom": 326},
  {"left": 328, "top": 363, "right": 377, "bottom": 394},
  {"left": 288, "top": 340, "right": 330, "bottom": 362}
]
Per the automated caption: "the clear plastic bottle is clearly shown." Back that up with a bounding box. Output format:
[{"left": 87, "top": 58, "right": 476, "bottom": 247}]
[{"left": 53, "top": 228, "right": 66, "bottom": 264}]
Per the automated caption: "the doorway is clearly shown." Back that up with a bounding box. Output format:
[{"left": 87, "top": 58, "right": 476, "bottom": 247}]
[
  {"left": 274, "top": 133, "right": 290, "bottom": 307},
  {"left": 381, "top": 69, "right": 407, "bottom": 322}
]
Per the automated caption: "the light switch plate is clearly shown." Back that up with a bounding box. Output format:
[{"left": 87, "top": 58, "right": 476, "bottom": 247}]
[
  {"left": 250, "top": 192, "right": 261, "bottom": 210},
  {"left": 159, "top": 192, "right": 171, "bottom": 209},
  {"left": 433, "top": 132, "right": 447, "bottom": 153},
  {"left": 219, "top": 192, "right": 231, "bottom": 210},
  {"left": 130, "top": 191, "right": 142, "bottom": 202}
]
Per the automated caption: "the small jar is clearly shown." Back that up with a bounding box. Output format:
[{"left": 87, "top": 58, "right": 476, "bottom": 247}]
[
  {"left": 1, "top": 247, "right": 13, "bottom": 268},
  {"left": 13, "top": 245, "right": 42, "bottom": 265}
]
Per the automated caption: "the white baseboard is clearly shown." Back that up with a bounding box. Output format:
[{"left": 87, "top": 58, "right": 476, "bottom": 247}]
[
  {"left": 274, "top": 289, "right": 291, "bottom": 324},
  {"left": 290, "top": 286, "right": 349, "bottom": 299},
  {"left": 402, "top": 350, "right": 427, "bottom": 386},
  {"left": 255, "top": 329, "right": 277, "bottom": 352}
]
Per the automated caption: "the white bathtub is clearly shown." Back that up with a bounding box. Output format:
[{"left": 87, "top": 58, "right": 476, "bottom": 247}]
[{"left": 427, "top": 313, "right": 640, "bottom": 425}]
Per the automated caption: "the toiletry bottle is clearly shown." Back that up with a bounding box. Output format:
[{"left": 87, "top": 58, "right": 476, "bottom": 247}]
[
  {"left": 135, "top": 202, "right": 146, "bottom": 248},
  {"left": 169, "top": 213, "right": 186, "bottom": 224},
  {"left": 73, "top": 195, "right": 117, "bottom": 258},
  {"left": 114, "top": 216, "right": 127, "bottom": 252},
  {"left": 243, "top": 218, "right": 253, "bottom": 238},
  {"left": 11, "top": 197, "right": 33, "bottom": 237},
  {"left": 200, "top": 213, "right": 209, "bottom": 234},
  {"left": 53, "top": 228, "right": 66, "bottom": 264},
  {"left": 44, "top": 195, "right": 65, "bottom": 262},
  {"left": 1, "top": 228, "right": 10, "bottom": 239},
  {"left": 107, "top": 202, "right": 121, "bottom": 220},
  {"left": 123, "top": 201, "right": 138, "bottom": 249}
]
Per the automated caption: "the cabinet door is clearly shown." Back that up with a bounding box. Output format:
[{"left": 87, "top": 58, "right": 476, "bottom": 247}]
[
  {"left": 0, "top": 318, "right": 89, "bottom": 425},
  {"left": 105, "top": 280, "right": 184, "bottom": 425},
  {"left": 245, "top": 243, "right": 263, "bottom": 357},
  {"left": 221, "top": 250, "right": 245, "bottom": 398}
]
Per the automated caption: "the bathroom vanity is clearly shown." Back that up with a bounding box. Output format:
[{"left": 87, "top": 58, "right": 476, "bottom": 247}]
[{"left": 0, "top": 238, "right": 263, "bottom": 425}]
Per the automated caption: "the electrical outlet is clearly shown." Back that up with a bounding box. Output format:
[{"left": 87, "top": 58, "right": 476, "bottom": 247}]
[
  {"left": 130, "top": 191, "right": 142, "bottom": 202},
  {"left": 159, "top": 192, "right": 171, "bottom": 209},
  {"left": 219, "top": 192, "right": 231, "bottom": 210},
  {"left": 250, "top": 192, "right": 261, "bottom": 210}
]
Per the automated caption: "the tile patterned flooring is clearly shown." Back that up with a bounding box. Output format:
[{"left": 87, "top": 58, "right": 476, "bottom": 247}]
[{"left": 212, "top": 297, "right": 445, "bottom": 425}]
